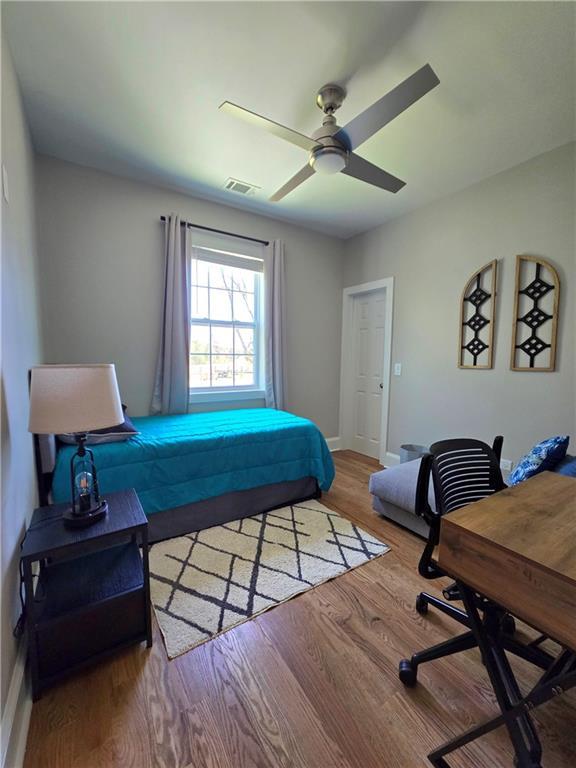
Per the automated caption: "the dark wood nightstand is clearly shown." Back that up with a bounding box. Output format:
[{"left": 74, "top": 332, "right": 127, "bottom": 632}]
[{"left": 21, "top": 488, "right": 152, "bottom": 701}]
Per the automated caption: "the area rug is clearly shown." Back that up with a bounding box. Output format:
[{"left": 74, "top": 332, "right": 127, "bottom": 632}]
[{"left": 149, "top": 499, "right": 390, "bottom": 658}]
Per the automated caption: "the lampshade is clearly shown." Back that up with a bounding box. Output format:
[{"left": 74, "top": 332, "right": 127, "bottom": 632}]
[{"left": 28, "top": 364, "right": 124, "bottom": 435}]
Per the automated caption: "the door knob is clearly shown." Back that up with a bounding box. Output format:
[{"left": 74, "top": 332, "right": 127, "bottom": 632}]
[{"left": 379, "top": 383, "right": 383, "bottom": 389}]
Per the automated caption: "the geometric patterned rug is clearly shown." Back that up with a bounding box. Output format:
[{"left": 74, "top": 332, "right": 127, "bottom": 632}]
[{"left": 149, "top": 499, "right": 390, "bottom": 658}]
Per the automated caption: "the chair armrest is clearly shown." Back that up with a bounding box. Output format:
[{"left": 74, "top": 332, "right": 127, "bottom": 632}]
[
  {"left": 492, "top": 435, "right": 504, "bottom": 463},
  {"left": 415, "top": 453, "right": 434, "bottom": 521},
  {"left": 416, "top": 453, "right": 445, "bottom": 579}
]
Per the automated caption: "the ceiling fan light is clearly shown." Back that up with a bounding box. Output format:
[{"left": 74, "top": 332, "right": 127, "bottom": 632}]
[{"left": 309, "top": 148, "right": 347, "bottom": 175}]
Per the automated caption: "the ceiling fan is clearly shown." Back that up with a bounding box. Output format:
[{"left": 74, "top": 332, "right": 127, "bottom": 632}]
[{"left": 220, "top": 64, "right": 439, "bottom": 202}]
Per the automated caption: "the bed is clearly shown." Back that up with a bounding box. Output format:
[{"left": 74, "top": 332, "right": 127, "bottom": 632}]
[{"left": 44, "top": 408, "right": 335, "bottom": 542}]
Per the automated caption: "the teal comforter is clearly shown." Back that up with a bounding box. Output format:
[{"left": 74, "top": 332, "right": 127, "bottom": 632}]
[{"left": 51, "top": 409, "right": 335, "bottom": 515}]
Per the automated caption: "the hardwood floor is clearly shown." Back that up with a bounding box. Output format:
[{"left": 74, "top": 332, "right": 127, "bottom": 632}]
[{"left": 24, "top": 451, "right": 576, "bottom": 768}]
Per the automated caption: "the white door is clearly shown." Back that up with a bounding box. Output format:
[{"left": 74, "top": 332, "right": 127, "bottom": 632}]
[{"left": 343, "top": 289, "right": 386, "bottom": 459}]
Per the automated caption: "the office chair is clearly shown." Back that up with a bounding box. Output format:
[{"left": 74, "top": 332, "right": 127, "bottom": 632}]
[{"left": 399, "top": 436, "right": 553, "bottom": 687}]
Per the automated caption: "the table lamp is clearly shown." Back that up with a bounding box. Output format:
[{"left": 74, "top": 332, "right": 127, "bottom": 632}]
[{"left": 28, "top": 364, "right": 124, "bottom": 528}]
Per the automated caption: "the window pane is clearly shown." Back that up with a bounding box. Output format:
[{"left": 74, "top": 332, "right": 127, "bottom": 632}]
[
  {"left": 233, "top": 291, "right": 255, "bottom": 322},
  {"left": 229, "top": 267, "right": 255, "bottom": 293},
  {"left": 209, "top": 288, "right": 233, "bottom": 321},
  {"left": 192, "top": 259, "right": 210, "bottom": 288},
  {"left": 190, "top": 355, "right": 211, "bottom": 388},
  {"left": 211, "top": 325, "right": 233, "bottom": 354},
  {"left": 207, "top": 262, "right": 228, "bottom": 290},
  {"left": 190, "top": 324, "right": 210, "bottom": 354},
  {"left": 191, "top": 286, "right": 209, "bottom": 319},
  {"left": 190, "top": 261, "right": 261, "bottom": 392},
  {"left": 235, "top": 355, "right": 254, "bottom": 386},
  {"left": 234, "top": 327, "right": 254, "bottom": 355},
  {"left": 212, "top": 355, "right": 234, "bottom": 386}
]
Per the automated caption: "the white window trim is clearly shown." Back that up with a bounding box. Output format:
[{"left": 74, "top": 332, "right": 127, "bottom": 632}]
[
  {"left": 189, "top": 248, "right": 265, "bottom": 402},
  {"left": 189, "top": 388, "right": 266, "bottom": 404}
]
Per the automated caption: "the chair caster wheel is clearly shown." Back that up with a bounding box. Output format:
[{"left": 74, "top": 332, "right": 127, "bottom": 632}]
[
  {"left": 502, "top": 615, "right": 516, "bottom": 636},
  {"left": 415, "top": 595, "right": 428, "bottom": 615},
  {"left": 399, "top": 659, "right": 418, "bottom": 687}
]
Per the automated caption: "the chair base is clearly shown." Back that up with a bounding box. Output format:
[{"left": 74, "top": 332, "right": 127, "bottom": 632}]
[
  {"left": 399, "top": 630, "right": 478, "bottom": 687},
  {"left": 416, "top": 591, "right": 469, "bottom": 626},
  {"left": 399, "top": 593, "right": 552, "bottom": 688}
]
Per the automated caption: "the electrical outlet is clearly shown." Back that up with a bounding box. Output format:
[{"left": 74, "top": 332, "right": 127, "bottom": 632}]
[
  {"left": 394, "top": 363, "right": 402, "bottom": 376},
  {"left": 500, "top": 459, "right": 512, "bottom": 472}
]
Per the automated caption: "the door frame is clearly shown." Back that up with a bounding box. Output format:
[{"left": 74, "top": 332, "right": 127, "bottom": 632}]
[{"left": 339, "top": 278, "right": 394, "bottom": 465}]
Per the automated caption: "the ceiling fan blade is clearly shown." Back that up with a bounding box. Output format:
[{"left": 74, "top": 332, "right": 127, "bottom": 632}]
[
  {"left": 334, "top": 64, "right": 440, "bottom": 151},
  {"left": 270, "top": 164, "right": 314, "bottom": 202},
  {"left": 220, "top": 102, "right": 319, "bottom": 152},
  {"left": 342, "top": 153, "right": 405, "bottom": 193}
]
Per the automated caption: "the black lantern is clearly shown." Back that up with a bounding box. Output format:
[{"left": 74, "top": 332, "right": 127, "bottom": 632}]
[{"left": 66, "top": 433, "right": 108, "bottom": 527}]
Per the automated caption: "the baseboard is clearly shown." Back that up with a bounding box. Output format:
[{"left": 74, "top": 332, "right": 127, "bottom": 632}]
[
  {"left": 383, "top": 452, "right": 400, "bottom": 467},
  {"left": 327, "top": 441, "right": 398, "bottom": 463},
  {"left": 1, "top": 645, "right": 31, "bottom": 768},
  {"left": 325, "top": 437, "right": 342, "bottom": 452}
]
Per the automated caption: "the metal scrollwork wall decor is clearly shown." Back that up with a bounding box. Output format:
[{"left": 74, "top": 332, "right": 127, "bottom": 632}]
[
  {"left": 458, "top": 260, "right": 498, "bottom": 369},
  {"left": 510, "top": 255, "right": 560, "bottom": 372}
]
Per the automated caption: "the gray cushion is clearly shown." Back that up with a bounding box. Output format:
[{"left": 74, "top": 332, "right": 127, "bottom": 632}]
[
  {"left": 371, "top": 495, "right": 430, "bottom": 538},
  {"left": 369, "top": 458, "right": 436, "bottom": 515}
]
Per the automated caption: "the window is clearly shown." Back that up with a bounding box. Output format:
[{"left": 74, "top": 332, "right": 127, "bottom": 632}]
[{"left": 190, "top": 249, "right": 264, "bottom": 397}]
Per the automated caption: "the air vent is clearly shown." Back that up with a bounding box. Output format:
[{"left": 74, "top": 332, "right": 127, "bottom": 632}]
[{"left": 224, "top": 177, "right": 260, "bottom": 196}]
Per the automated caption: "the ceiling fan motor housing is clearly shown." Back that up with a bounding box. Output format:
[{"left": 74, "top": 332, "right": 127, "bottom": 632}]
[
  {"left": 316, "top": 83, "right": 346, "bottom": 114},
  {"left": 309, "top": 115, "right": 348, "bottom": 174}
]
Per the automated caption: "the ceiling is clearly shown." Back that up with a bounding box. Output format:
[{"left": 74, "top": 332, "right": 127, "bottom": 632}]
[{"left": 3, "top": 2, "right": 575, "bottom": 239}]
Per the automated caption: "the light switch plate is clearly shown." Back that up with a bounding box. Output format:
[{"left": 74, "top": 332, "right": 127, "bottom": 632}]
[
  {"left": 393, "top": 363, "right": 402, "bottom": 376},
  {"left": 2, "top": 164, "right": 8, "bottom": 203}
]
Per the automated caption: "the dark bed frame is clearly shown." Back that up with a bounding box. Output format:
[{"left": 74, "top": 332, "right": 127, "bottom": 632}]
[{"left": 32, "top": 433, "right": 322, "bottom": 544}]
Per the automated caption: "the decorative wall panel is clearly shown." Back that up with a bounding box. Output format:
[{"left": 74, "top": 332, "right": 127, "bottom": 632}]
[
  {"left": 510, "top": 255, "right": 560, "bottom": 371},
  {"left": 458, "top": 260, "right": 498, "bottom": 369}
]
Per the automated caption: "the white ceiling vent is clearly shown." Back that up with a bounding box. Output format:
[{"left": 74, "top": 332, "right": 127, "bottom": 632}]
[{"left": 224, "top": 177, "right": 260, "bottom": 196}]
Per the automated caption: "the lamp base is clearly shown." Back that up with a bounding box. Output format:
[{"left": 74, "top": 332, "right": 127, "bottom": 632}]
[{"left": 63, "top": 501, "right": 108, "bottom": 529}]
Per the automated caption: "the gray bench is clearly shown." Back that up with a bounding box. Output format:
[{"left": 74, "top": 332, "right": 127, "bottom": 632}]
[{"left": 369, "top": 459, "right": 434, "bottom": 538}]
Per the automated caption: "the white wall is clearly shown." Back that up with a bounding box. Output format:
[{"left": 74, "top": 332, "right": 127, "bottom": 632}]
[
  {"left": 1, "top": 36, "right": 43, "bottom": 729},
  {"left": 35, "top": 157, "right": 345, "bottom": 437},
  {"left": 343, "top": 143, "right": 576, "bottom": 463}
]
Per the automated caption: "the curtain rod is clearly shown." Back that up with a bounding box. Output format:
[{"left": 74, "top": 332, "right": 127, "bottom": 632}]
[{"left": 160, "top": 216, "right": 269, "bottom": 246}]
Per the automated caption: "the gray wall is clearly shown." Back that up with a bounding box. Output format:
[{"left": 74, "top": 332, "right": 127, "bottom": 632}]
[
  {"left": 35, "top": 156, "right": 344, "bottom": 437},
  {"left": 1, "top": 39, "right": 43, "bottom": 714},
  {"left": 343, "top": 143, "right": 576, "bottom": 463}
]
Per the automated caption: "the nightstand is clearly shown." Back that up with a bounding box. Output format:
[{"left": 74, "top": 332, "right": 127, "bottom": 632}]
[{"left": 21, "top": 488, "right": 152, "bottom": 700}]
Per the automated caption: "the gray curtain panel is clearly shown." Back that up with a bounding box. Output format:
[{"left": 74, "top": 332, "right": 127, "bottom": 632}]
[
  {"left": 264, "top": 239, "right": 287, "bottom": 409},
  {"left": 151, "top": 214, "right": 192, "bottom": 414}
]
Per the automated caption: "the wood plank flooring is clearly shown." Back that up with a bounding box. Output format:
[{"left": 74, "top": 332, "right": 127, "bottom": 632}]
[{"left": 23, "top": 451, "right": 576, "bottom": 768}]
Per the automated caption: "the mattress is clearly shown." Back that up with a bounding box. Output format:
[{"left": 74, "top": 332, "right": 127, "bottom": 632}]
[{"left": 51, "top": 409, "right": 335, "bottom": 515}]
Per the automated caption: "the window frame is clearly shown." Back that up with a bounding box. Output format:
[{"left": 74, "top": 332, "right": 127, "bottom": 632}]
[{"left": 189, "top": 249, "right": 265, "bottom": 402}]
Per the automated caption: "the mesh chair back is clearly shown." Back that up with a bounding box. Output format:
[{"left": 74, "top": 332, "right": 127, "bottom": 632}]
[
  {"left": 416, "top": 436, "right": 505, "bottom": 579},
  {"left": 430, "top": 438, "right": 506, "bottom": 516}
]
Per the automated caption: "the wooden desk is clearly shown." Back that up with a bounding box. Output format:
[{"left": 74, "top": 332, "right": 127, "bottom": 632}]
[
  {"left": 438, "top": 471, "right": 576, "bottom": 651},
  {"left": 429, "top": 471, "right": 576, "bottom": 768}
]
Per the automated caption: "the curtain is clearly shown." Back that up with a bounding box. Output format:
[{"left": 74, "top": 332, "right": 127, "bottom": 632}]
[
  {"left": 151, "top": 214, "right": 192, "bottom": 414},
  {"left": 264, "top": 239, "right": 286, "bottom": 409}
]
